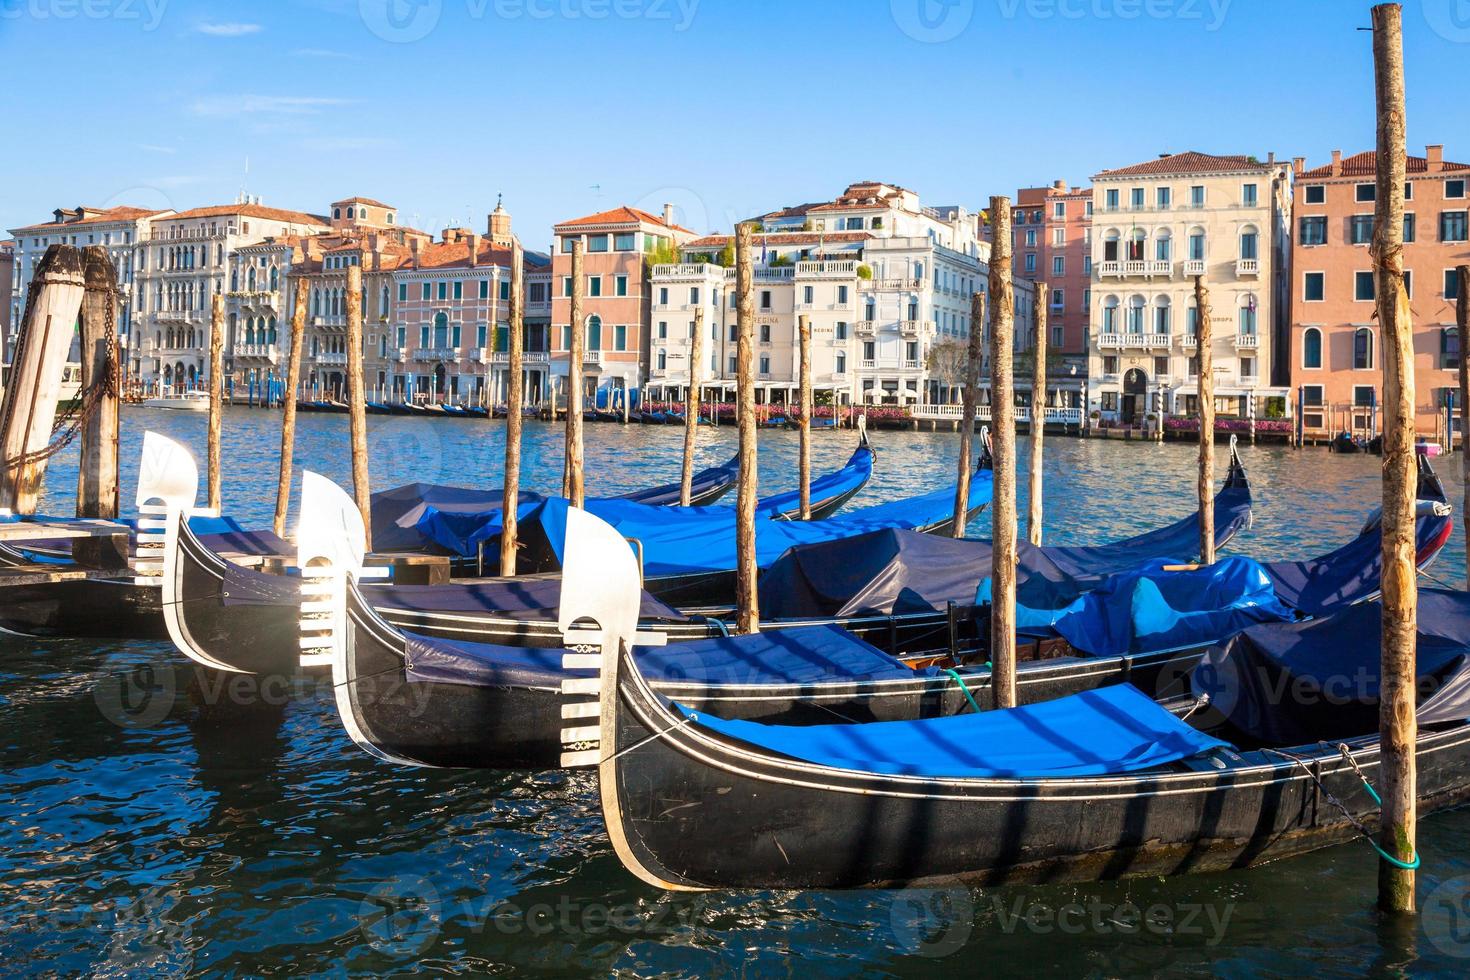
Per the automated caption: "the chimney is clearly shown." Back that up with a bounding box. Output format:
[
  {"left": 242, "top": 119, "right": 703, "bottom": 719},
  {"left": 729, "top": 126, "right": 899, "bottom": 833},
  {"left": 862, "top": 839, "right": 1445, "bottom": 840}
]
[
  {"left": 1292, "top": 156, "right": 1305, "bottom": 176},
  {"left": 467, "top": 233, "right": 479, "bottom": 268},
  {"left": 1330, "top": 150, "right": 1343, "bottom": 177},
  {"left": 1052, "top": 179, "right": 1067, "bottom": 191},
  {"left": 663, "top": 203, "right": 676, "bottom": 227},
  {"left": 1427, "top": 144, "right": 1444, "bottom": 173},
  {"left": 410, "top": 238, "right": 421, "bottom": 271},
  {"left": 368, "top": 233, "right": 382, "bottom": 271}
]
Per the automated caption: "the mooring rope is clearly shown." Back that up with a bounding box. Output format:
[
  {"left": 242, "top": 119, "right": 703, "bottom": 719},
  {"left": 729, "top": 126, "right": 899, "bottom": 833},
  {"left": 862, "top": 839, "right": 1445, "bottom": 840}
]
[
  {"left": 1264, "top": 744, "right": 1420, "bottom": 870},
  {"left": 940, "top": 666, "right": 983, "bottom": 713}
]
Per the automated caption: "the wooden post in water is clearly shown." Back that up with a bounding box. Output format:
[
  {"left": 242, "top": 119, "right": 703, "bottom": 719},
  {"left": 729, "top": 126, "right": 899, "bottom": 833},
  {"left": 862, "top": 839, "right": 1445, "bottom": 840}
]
[
  {"left": 798, "top": 313, "right": 813, "bottom": 520},
  {"left": 734, "top": 224, "right": 759, "bottom": 633},
  {"left": 988, "top": 197, "right": 1017, "bottom": 710},
  {"left": 1194, "top": 275, "right": 1215, "bottom": 565},
  {"left": 273, "top": 275, "right": 308, "bottom": 538},
  {"left": 206, "top": 292, "right": 225, "bottom": 512},
  {"left": 1458, "top": 263, "right": 1469, "bottom": 589},
  {"left": 76, "top": 246, "right": 120, "bottom": 519},
  {"left": 1027, "top": 279, "right": 1047, "bottom": 546},
  {"left": 345, "top": 264, "right": 372, "bottom": 550},
  {"left": 680, "top": 306, "right": 705, "bottom": 506},
  {"left": 952, "top": 290, "right": 986, "bottom": 538},
  {"left": 501, "top": 242, "right": 526, "bottom": 576},
  {"left": 564, "top": 240, "right": 585, "bottom": 507},
  {"left": 1371, "top": 1, "right": 1417, "bottom": 914},
  {"left": 0, "top": 245, "right": 87, "bottom": 514}
]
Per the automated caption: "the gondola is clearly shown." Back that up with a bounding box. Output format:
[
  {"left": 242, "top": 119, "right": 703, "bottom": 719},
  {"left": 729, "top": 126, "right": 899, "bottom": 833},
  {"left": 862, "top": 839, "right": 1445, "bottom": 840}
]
[
  {"left": 578, "top": 505, "right": 1470, "bottom": 891},
  {"left": 315, "top": 451, "right": 1453, "bottom": 772}
]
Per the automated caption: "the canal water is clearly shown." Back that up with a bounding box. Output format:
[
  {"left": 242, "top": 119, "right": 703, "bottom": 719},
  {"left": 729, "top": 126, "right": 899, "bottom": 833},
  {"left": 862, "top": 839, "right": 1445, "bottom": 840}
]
[{"left": 4, "top": 407, "right": 1470, "bottom": 976}]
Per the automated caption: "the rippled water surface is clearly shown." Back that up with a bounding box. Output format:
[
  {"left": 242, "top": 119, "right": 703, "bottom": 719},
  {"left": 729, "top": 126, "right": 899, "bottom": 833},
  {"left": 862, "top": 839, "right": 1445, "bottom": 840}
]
[{"left": 5, "top": 406, "right": 1470, "bottom": 976}]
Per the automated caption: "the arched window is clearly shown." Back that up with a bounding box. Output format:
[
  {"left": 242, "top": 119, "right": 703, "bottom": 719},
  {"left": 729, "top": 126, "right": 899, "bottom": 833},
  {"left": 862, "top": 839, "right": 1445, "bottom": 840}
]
[
  {"left": 1154, "top": 229, "right": 1172, "bottom": 262},
  {"left": 268, "top": 316, "right": 277, "bottom": 344},
  {"left": 1153, "top": 296, "right": 1171, "bottom": 335},
  {"left": 434, "top": 311, "right": 449, "bottom": 348},
  {"left": 1303, "top": 327, "right": 1323, "bottom": 369},
  {"left": 1239, "top": 224, "right": 1259, "bottom": 260},
  {"left": 230, "top": 269, "right": 238, "bottom": 291},
  {"left": 1354, "top": 327, "right": 1374, "bottom": 370},
  {"left": 269, "top": 266, "right": 278, "bottom": 290},
  {"left": 1103, "top": 229, "right": 1121, "bottom": 262},
  {"left": 1188, "top": 227, "right": 1206, "bottom": 261},
  {"left": 1239, "top": 296, "right": 1258, "bottom": 335},
  {"left": 247, "top": 267, "right": 256, "bottom": 290},
  {"left": 1125, "top": 295, "right": 1145, "bottom": 334},
  {"left": 587, "top": 314, "right": 603, "bottom": 351},
  {"left": 1127, "top": 229, "right": 1146, "bottom": 262},
  {"left": 312, "top": 288, "right": 321, "bottom": 316},
  {"left": 1102, "top": 295, "right": 1120, "bottom": 332}
]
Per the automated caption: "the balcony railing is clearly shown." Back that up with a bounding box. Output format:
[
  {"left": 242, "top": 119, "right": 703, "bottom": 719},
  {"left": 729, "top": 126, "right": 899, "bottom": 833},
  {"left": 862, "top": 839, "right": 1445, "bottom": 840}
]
[
  {"left": 234, "top": 343, "right": 277, "bottom": 359},
  {"left": 795, "top": 260, "right": 858, "bottom": 278},
  {"left": 860, "top": 359, "right": 877, "bottom": 369},
  {"left": 855, "top": 320, "right": 878, "bottom": 334},
  {"left": 1182, "top": 259, "right": 1206, "bottom": 276},
  {"left": 313, "top": 315, "right": 346, "bottom": 328},
  {"left": 486, "top": 350, "right": 551, "bottom": 363},
  {"left": 1098, "top": 260, "right": 1173, "bottom": 278},
  {"left": 1234, "top": 333, "right": 1260, "bottom": 350},
  {"left": 1236, "top": 258, "right": 1260, "bottom": 277},
  {"left": 651, "top": 263, "right": 721, "bottom": 279},
  {"left": 314, "top": 352, "right": 347, "bottom": 365},
  {"left": 859, "top": 277, "right": 922, "bottom": 291},
  {"left": 413, "top": 347, "right": 459, "bottom": 361},
  {"left": 1097, "top": 332, "right": 1172, "bottom": 350},
  {"left": 898, "top": 319, "right": 933, "bottom": 336},
  {"left": 1178, "top": 334, "right": 1198, "bottom": 349}
]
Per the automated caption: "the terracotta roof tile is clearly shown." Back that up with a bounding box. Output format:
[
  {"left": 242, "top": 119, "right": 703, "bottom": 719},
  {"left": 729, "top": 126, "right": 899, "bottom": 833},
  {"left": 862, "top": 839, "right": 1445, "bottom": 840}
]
[
  {"left": 330, "top": 196, "right": 393, "bottom": 208},
  {"left": 1298, "top": 150, "right": 1470, "bottom": 179},
  {"left": 555, "top": 206, "right": 694, "bottom": 234},
  {"left": 165, "top": 203, "right": 331, "bottom": 225},
  {"left": 1094, "top": 151, "right": 1272, "bottom": 179},
  {"left": 10, "top": 205, "right": 168, "bottom": 234},
  {"left": 683, "top": 231, "right": 871, "bottom": 249}
]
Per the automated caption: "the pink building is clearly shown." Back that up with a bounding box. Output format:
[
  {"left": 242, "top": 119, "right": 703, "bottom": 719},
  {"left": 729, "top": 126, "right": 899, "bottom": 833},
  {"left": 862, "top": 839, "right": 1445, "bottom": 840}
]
[
  {"left": 1015, "top": 181, "right": 1092, "bottom": 366},
  {"left": 1288, "top": 145, "right": 1470, "bottom": 439}
]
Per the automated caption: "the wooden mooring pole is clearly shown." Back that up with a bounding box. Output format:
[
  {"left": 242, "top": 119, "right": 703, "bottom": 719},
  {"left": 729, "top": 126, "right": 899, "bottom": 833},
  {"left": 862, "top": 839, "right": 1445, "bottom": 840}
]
[
  {"left": 1194, "top": 275, "right": 1215, "bottom": 565},
  {"left": 734, "top": 224, "right": 759, "bottom": 633},
  {"left": 680, "top": 306, "right": 705, "bottom": 506},
  {"left": 953, "top": 289, "right": 985, "bottom": 538},
  {"left": 1457, "top": 263, "right": 1469, "bottom": 590},
  {"left": 0, "top": 245, "right": 87, "bottom": 515},
  {"left": 1371, "top": 0, "right": 1417, "bottom": 914},
  {"left": 76, "top": 246, "right": 120, "bottom": 520},
  {"left": 798, "top": 313, "right": 813, "bottom": 520},
  {"left": 273, "top": 275, "right": 308, "bottom": 538},
  {"left": 501, "top": 241, "right": 525, "bottom": 576},
  {"left": 346, "top": 265, "right": 372, "bottom": 550},
  {"left": 988, "top": 197, "right": 1017, "bottom": 710},
  {"left": 206, "top": 292, "right": 225, "bottom": 512},
  {"left": 564, "top": 240, "right": 586, "bottom": 508},
  {"left": 1027, "top": 279, "right": 1047, "bottom": 546}
]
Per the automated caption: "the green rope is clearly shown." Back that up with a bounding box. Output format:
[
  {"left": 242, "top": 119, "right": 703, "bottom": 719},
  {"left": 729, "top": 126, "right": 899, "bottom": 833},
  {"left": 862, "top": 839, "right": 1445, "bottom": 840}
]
[
  {"left": 941, "top": 667, "right": 982, "bottom": 714},
  {"left": 1335, "top": 745, "right": 1421, "bottom": 870}
]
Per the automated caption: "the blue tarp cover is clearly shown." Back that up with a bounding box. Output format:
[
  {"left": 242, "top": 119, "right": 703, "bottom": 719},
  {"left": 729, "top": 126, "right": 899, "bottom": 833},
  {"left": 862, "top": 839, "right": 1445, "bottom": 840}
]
[
  {"left": 677, "top": 683, "right": 1227, "bottom": 778},
  {"left": 535, "top": 467, "right": 992, "bottom": 577},
  {"left": 1191, "top": 589, "right": 1470, "bottom": 745},
  {"left": 1006, "top": 556, "right": 1296, "bottom": 657},
  {"left": 402, "top": 623, "right": 924, "bottom": 689}
]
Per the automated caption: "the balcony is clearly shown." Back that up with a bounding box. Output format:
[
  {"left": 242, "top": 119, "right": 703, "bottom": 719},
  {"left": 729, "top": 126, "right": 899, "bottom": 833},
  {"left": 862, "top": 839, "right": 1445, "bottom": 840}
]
[
  {"left": 795, "top": 260, "right": 858, "bottom": 278},
  {"left": 486, "top": 350, "right": 550, "bottom": 363},
  {"left": 1097, "top": 260, "right": 1173, "bottom": 279},
  {"left": 313, "top": 314, "right": 346, "bottom": 328},
  {"left": 860, "top": 359, "right": 877, "bottom": 369},
  {"left": 1235, "top": 258, "right": 1260, "bottom": 277},
  {"left": 651, "top": 263, "right": 721, "bottom": 279},
  {"left": 1177, "top": 334, "right": 1198, "bottom": 350},
  {"left": 855, "top": 320, "right": 878, "bottom": 335},
  {"left": 859, "top": 277, "right": 922, "bottom": 291},
  {"left": 1235, "top": 375, "right": 1261, "bottom": 388},
  {"left": 898, "top": 319, "right": 934, "bottom": 337},
  {"left": 724, "top": 266, "right": 795, "bottom": 281},
  {"left": 234, "top": 343, "right": 277, "bottom": 360},
  {"left": 1182, "top": 259, "right": 1206, "bottom": 277},
  {"left": 1097, "top": 332, "right": 1172, "bottom": 350},
  {"left": 314, "top": 352, "right": 347, "bottom": 366},
  {"left": 227, "top": 290, "right": 277, "bottom": 304},
  {"left": 1234, "top": 333, "right": 1260, "bottom": 350},
  {"left": 413, "top": 347, "right": 459, "bottom": 362}
]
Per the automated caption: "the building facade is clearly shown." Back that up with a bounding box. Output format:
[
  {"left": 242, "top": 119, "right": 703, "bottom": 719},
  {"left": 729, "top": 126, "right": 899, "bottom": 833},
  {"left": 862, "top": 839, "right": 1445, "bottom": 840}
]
[
  {"left": 1086, "top": 151, "right": 1293, "bottom": 425},
  {"left": 1, "top": 240, "right": 15, "bottom": 360},
  {"left": 551, "top": 206, "right": 693, "bottom": 407},
  {"left": 1288, "top": 145, "right": 1470, "bottom": 439},
  {"left": 1015, "top": 181, "right": 1092, "bottom": 371},
  {"left": 646, "top": 181, "right": 1038, "bottom": 408}
]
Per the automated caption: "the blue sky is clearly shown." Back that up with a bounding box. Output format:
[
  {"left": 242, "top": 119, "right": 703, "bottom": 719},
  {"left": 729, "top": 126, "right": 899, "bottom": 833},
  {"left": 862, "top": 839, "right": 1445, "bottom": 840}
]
[{"left": 2, "top": 0, "right": 1467, "bottom": 246}]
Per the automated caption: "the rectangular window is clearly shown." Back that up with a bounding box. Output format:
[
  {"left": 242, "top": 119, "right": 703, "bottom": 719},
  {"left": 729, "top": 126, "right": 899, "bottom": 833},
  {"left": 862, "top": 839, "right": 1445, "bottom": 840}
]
[
  {"left": 1052, "top": 256, "right": 1064, "bottom": 276},
  {"left": 1447, "top": 179, "right": 1467, "bottom": 199},
  {"left": 398, "top": 283, "right": 408, "bottom": 302},
  {"left": 1240, "top": 357, "right": 1256, "bottom": 379},
  {"left": 835, "top": 322, "right": 848, "bottom": 340},
  {"left": 562, "top": 276, "right": 572, "bottom": 297},
  {"left": 1354, "top": 385, "right": 1376, "bottom": 407},
  {"left": 419, "top": 325, "right": 430, "bottom": 347},
  {"left": 451, "top": 281, "right": 462, "bottom": 300},
  {"left": 837, "top": 285, "right": 849, "bottom": 304},
  {"left": 1156, "top": 186, "right": 1171, "bottom": 209},
  {"left": 497, "top": 280, "right": 508, "bottom": 300},
  {"left": 1443, "top": 327, "right": 1460, "bottom": 370},
  {"left": 561, "top": 236, "right": 580, "bottom": 254},
  {"left": 1350, "top": 215, "right": 1374, "bottom": 245},
  {"left": 587, "top": 234, "right": 608, "bottom": 253},
  {"left": 1242, "top": 183, "right": 1258, "bottom": 207},
  {"left": 1105, "top": 188, "right": 1119, "bottom": 210},
  {"left": 614, "top": 324, "right": 627, "bottom": 351},
  {"left": 759, "top": 355, "right": 770, "bottom": 374},
  {"left": 1154, "top": 356, "right": 1169, "bottom": 376},
  {"left": 1355, "top": 183, "right": 1376, "bottom": 203},
  {"left": 760, "top": 290, "right": 772, "bottom": 311},
  {"left": 1447, "top": 268, "right": 1461, "bottom": 300},
  {"left": 1190, "top": 185, "right": 1205, "bottom": 207},
  {"left": 478, "top": 280, "right": 489, "bottom": 299},
  {"left": 437, "top": 281, "right": 448, "bottom": 300},
  {"left": 1440, "top": 210, "right": 1468, "bottom": 242},
  {"left": 803, "top": 285, "right": 814, "bottom": 304},
  {"left": 1404, "top": 270, "right": 1413, "bottom": 298},
  {"left": 1304, "top": 271, "right": 1325, "bottom": 301},
  {"left": 421, "top": 282, "right": 431, "bottom": 300},
  {"left": 1404, "top": 213, "right": 1416, "bottom": 243},
  {"left": 657, "top": 321, "right": 667, "bottom": 339},
  {"left": 659, "top": 287, "right": 668, "bottom": 304},
  {"left": 477, "top": 323, "right": 488, "bottom": 348},
  {"left": 588, "top": 276, "right": 602, "bottom": 297},
  {"left": 1300, "top": 216, "right": 1326, "bottom": 245},
  {"left": 1053, "top": 201, "right": 1066, "bottom": 219},
  {"left": 616, "top": 275, "right": 628, "bottom": 297},
  {"left": 560, "top": 325, "right": 571, "bottom": 350},
  {"left": 1024, "top": 253, "right": 1036, "bottom": 272},
  {"left": 1355, "top": 271, "right": 1375, "bottom": 301},
  {"left": 451, "top": 324, "right": 462, "bottom": 347},
  {"left": 613, "top": 232, "right": 635, "bottom": 250},
  {"left": 1130, "top": 188, "right": 1144, "bottom": 209},
  {"left": 760, "top": 324, "right": 772, "bottom": 343}
]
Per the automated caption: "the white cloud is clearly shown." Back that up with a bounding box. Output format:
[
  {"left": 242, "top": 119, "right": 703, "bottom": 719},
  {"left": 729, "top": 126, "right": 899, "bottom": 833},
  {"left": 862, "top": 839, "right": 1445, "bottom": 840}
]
[
  {"left": 190, "top": 95, "right": 352, "bottom": 117},
  {"left": 197, "top": 22, "right": 263, "bottom": 37}
]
